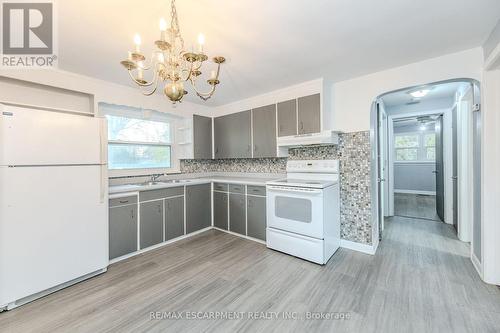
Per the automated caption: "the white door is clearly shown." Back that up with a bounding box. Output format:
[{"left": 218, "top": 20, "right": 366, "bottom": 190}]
[
  {"left": 0, "top": 165, "right": 108, "bottom": 306},
  {"left": 0, "top": 104, "right": 106, "bottom": 166},
  {"left": 266, "top": 186, "right": 324, "bottom": 239}
]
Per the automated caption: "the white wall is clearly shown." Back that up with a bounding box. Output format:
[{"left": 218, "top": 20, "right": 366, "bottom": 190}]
[
  {"left": 211, "top": 78, "right": 325, "bottom": 115},
  {"left": 0, "top": 69, "right": 212, "bottom": 118},
  {"left": 334, "top": 48, "right": 483, "bottom": 132},
  {"left": 480, "top": 22, "right": 500, "bottom": 285},
  {"left": 481, "top": 68, "right": 500, "bottom": 284}
]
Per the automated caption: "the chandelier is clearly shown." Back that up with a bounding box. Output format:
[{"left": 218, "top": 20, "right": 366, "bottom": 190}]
[{"left": 120, "top": 0, "right": 225, "bottom": 104}]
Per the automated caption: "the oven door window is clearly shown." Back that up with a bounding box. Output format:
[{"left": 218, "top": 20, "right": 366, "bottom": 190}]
[{"left": 275, "top": 196, "right": 312, "bottom": 223}]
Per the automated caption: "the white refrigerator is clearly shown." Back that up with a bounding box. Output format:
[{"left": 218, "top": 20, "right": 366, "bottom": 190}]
[{"left": 0, "top": 104, "right": 109, "bottom": 310}]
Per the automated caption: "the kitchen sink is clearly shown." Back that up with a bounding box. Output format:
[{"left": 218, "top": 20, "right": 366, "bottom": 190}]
[{"left": 166, "top": 179, "right": 192, "bottom": 183}]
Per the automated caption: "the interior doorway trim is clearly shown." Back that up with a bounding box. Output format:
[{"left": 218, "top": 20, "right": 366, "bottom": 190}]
[{"left": 370, "top": 78, "right": 481, "bottom": 251}]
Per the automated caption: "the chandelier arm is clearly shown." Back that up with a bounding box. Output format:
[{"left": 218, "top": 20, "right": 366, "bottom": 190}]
[
  {"left": 127, "top": 70, "right": 156, "bottom": 87},
  {"left": 189, "top": 77, "right": 217, "bottom": 98},
  {"left": 138, "top": 67, "right": 161, "bottom": 96},
  {"left": 127, "top": 61, "right": 163, "bottom": 87}
]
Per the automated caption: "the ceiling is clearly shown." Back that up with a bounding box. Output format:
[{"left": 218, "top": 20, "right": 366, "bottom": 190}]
[
  {"left": 57, "top": 0, "right": 500, "bottom": 106},
  {"left": 393, "top": 117, "right": 436, "bottom": 128},
  {"left": 381, "top": 81, "right": 470, "bottom": 107}
]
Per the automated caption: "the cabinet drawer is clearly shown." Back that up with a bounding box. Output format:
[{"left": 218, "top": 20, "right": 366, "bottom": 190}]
[
  {"left": 109, "top": 195, "right": 138, "bottom": 207},
  {"left": 247, "top": 185, "right": 266, "bottom": 196},
  {"left": 229, "top": 184, "right": 245, "bottom": 194},
  {"left": 213, "top": 182, "right": 229, "bottom": 192},
  {"left": 139, "top": 187, "right": 184, "bottom": 202}
]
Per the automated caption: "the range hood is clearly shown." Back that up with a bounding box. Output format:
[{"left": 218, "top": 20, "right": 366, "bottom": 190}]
[{"left": 277, "top": 130, "right": 340, "bottom": 148}]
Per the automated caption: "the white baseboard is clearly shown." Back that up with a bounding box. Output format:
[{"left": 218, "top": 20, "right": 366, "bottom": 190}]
[
  {"left": 394, "top": 189, "right": 436, "bottom": 195},
  {"left": 340, "top": 239, "right": 378, "bottom": 255}
]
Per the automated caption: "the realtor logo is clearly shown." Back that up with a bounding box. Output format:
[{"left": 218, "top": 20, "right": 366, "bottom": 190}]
[{"left": 1, "top": 0, "right": 57, "bottom": 67}]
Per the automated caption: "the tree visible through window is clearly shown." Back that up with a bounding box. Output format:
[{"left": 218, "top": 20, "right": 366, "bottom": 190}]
[
  {"left": 395, "top": 132, "right": 435, "bottom": 162},
  {"left": 106, "top": 115, "right": 172, "bottom": 170}
]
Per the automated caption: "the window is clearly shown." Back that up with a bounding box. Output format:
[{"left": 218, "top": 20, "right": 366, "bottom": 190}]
[
  {"left": 424, "top": 133, "right": 436, "bottom": 160},
  {"left": 394, "top": 132, "right": 435, "bottom": 162},
  {"left": 395, "top": 134, "right": 419, "bottom": 161},
  {"left": 106, "top": 115, "right": 172, "bottom": 170}
]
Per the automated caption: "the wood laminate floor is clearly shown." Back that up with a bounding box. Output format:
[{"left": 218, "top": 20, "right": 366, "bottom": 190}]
[
  {"left": 1, "top": 218, "right": 500, "bottom": 333},
  {"left": 394, "top": 193, "right": 441, "bottom": 221}
]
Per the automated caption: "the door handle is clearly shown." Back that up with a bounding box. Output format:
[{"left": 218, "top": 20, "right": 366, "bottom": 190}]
[
  {"left": 432, "top": 171, "right": 438, "bottom": 174},
  {"left": 377, "top": 178, "right": 385, "bottom": 183},
  {"left": 451, "top": 176, "right": 458, "bottom": 180}
]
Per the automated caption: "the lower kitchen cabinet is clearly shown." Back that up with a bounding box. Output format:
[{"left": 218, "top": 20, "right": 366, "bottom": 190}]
[
  {"left": 186, "top": 183, "right": 212, "bottom": 233},
  {"left": 229, "top": 193, "right": 246, "bottom": 235},
  {"left": 247, "top": 195, "right": 266, "bottom": 241},
  {"left": 213, "top": 191, "right": 228, "bottom": 230},
  {"left": 165, "top": 196, "right": 184, "bottom": 241},
  {"left": 140, "top": 200, "right": 164, "bottom": 249},
  {"left": 109, "top": 204, "right": 138, "bottom": 260}
]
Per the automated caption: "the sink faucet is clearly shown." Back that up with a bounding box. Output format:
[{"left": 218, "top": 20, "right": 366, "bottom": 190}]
[{"left": 150, "top": 174, "right": 163, "bottom": 182}]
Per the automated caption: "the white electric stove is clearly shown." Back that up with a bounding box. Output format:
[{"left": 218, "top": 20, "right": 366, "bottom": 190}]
[{"left": 266, "top": 160, "right": 340, "bottom": 264}]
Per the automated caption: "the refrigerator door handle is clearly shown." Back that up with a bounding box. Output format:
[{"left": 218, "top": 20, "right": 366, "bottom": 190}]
[
  {"left": 100, "top": 164, "right": 106, "bottom": 204},
  {"left": 99, "top": 118, "right": 108, "bottom": 165}
]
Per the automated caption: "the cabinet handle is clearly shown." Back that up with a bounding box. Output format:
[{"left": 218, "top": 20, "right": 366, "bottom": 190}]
[
  {"left": 300, "top": 121, "right": 304, "bottom": 131},
  {"left": 247, "top": 145, "right": 251, "bottom": 152},
  {"left": 131, "top": 209, "right": 134, "bottom": 219},
  {"left": 119, "top": 200, "right": 129, "bottom": 204},
  {"left": 248, "top": 198, "right": 253, "bottom": 207},
  {"left": 158, "top": 204, "right": 162, "bottom": 214},
  {"left": 254, "top": 145, "right": 258, "bottom": 151}
]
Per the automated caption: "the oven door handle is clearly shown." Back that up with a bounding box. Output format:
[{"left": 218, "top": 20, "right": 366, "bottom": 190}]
[{"left": 267, "top": 185, "right": 323, "bottom": 195}]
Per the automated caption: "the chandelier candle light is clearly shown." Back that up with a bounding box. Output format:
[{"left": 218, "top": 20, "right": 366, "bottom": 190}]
[{"left": 120, "top": 0, "right": 225, "bottom": 104}]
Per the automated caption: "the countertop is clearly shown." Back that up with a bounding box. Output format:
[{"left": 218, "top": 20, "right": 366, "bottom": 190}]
[{"left": 109, "top": 175, "right": 284, "bottom": 195}]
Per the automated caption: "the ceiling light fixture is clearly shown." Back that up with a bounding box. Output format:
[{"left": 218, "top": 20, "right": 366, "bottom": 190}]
[
  {"left": 120, "top": 0, "right": 226, "bottom": 104},
  {"left": 408, "top": 89, "right": 430, "bottom": 98}
]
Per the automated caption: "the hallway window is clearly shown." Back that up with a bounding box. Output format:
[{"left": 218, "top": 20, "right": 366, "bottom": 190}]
[
  {"left": 395, "top": 132, "right": 435, "bottom": 162},
  {"left": 395, "top": 134, "right": 419, "bottom": 161},
  {"left": 424, "top": 133, "right": 436, "bottom": 160}
]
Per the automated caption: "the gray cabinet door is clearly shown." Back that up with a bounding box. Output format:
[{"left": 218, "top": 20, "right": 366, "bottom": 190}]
[
  {"left": 229, "top": 193, "right": 246, "bottom": 235},
  {"left": 193, "top": 114, "right": 213, "bottom": 159},
  {"left": 247, "top": 196, "right": 266, "bottom": 241},
  {"left": 140, "top": 200, "right": 164, "bottom": 249},
  {"left": 109, "top": 205, "right": 138, "bottom": 260},
  {"left": 252, "top": 104, "right": 277, "bottom": 158},
  {"left": 214, "top": 111, "right": 251, "bottom": 158},
  {"left": 165, "top": 196, "right": 184, "bottom": 241},
  {"left": 214, "top": 116, "right": 228, "bottom": 159},
  {"left": 277, "top": 99, "right": 297, "bottom": 137},
  {"left": 213, "top": 191, "right": 228, "bottom": 230},
  {"left": 297, "top": 94, "right": 321, "bottom": 134},
  {"left": 186, "top": 184, "right": 212, "bottom": 233}
]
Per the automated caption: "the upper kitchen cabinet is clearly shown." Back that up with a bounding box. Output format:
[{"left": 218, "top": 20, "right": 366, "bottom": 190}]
[
  {"left": 297, "top": 93, "right": 321, "bottom": 135},
  {"left": 276, "top": 93, "right": 322, "bottom": 137},
  {"left": 214, "top": 110, "right": 252, "bottom": 159},
  {"left": 193, "top": 114, "right": 213, "bottom": 159},
  {"left": 277, "top": 99, "right": 297, "bottom": 137},
  {"left": 252, "top": 104, "right": 277, "bottom": 158}
]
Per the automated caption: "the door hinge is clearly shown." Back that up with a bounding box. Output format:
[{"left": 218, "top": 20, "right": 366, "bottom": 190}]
[{"left": 472, "top": 104, "right": 481, "bottom": 112}]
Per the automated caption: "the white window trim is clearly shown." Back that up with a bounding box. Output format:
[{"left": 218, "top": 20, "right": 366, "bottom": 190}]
[
  {"left": 99, "top": 103, "right": 181, "bottom": 178},
  {"left": 394, "top": 130, "right": 436, "bottom": 163}
]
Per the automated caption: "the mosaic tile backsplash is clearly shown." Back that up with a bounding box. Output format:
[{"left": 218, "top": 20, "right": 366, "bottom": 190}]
[{"left": 181, "top": 131, "right": 372, "bottom": 245}]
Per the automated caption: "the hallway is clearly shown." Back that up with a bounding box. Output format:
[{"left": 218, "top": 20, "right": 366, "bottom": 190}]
[{"left": 394, "top": 193, "right": 441, "bottom": 221}]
